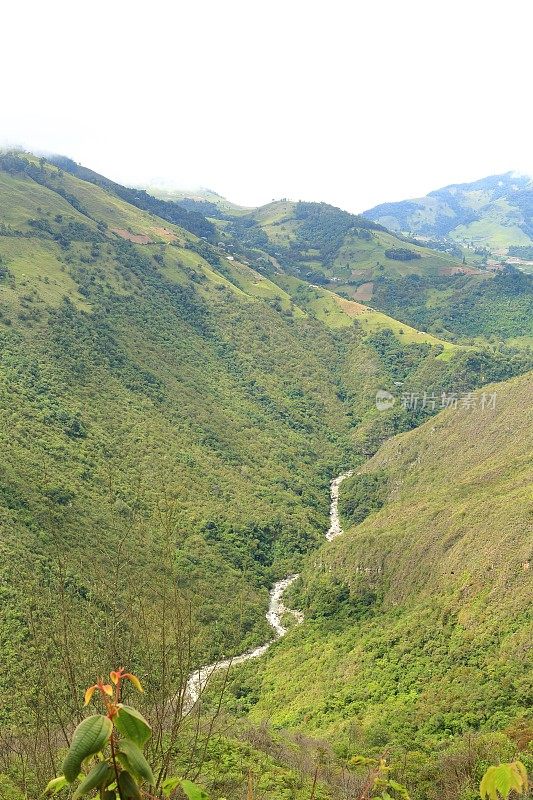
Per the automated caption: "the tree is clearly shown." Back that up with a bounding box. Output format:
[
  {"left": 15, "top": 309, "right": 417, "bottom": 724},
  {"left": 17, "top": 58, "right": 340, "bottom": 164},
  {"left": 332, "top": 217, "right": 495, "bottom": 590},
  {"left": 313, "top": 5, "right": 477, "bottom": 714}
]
[{"left": 45, "top": 668, "right": 210, "bottom": 800}]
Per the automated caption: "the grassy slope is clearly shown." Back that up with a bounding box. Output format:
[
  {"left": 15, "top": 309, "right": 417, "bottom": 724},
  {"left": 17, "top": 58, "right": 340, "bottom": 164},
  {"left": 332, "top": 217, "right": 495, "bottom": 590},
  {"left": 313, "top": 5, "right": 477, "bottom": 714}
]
[
  {"left": 226, "top": 372, "right": 532, "bottom": 788},
  {"left": 1, "top": 155, "right": 452, "bottom": 730},
  {"left": 271, "top": 274, "right": 457, "bottom": 358},
  {"left": 172, "top": 192, "right": 533, "bottom": 349},
  {"left": 333, "top": 229, "right": 461, "bottom": 279},
  {"left": 246, "top": 201, "right": 462, "bottom": 280}
]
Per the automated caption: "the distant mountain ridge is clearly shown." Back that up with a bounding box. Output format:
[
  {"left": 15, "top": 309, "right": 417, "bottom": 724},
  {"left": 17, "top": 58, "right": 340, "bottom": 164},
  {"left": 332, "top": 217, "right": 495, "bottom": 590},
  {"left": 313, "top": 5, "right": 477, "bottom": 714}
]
[
  {"left": 49, "top": 155, "right": 217, "bottom": 240},
  {"left": 364, "top": 171, "right": 533, "bottom": 253},
  {"left": 155, "top": 187, "right": 533, "bottom": 343}
]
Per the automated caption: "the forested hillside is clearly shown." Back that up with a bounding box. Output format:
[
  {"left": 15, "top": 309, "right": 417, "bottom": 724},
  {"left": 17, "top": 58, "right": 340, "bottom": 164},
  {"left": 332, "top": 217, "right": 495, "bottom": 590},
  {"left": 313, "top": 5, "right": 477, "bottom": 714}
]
[
  {"left": 164, "top": 195, "right": 464, "bottom": 282},
  {"left": 0, "top": 154, "right": 484, "bottom": 711},
  {"left": 0, "top": 153, "right": 531, "bottom": 800},
  {"left": 223, "top": 372, "right": 533, "bottom": 799},
  {"left": 169, "top": 189, "right": 533, "bottom": 347},
  {"left": 368, "top": 267, "right": 533, "bottom": 344}
]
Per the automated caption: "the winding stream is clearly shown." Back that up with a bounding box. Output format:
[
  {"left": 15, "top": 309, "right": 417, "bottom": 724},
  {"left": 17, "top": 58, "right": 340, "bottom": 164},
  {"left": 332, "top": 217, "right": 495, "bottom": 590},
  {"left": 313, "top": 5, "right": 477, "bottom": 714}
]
[{"left": 184, "top": 471, "right": 353, "bottom": 711}]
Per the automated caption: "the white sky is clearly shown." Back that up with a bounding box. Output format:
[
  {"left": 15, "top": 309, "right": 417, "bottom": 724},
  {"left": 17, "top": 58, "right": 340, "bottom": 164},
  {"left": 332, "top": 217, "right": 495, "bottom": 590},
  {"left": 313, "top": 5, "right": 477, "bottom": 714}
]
[{"left": 1, "top": 0, "right": 532, "bottom": 212}]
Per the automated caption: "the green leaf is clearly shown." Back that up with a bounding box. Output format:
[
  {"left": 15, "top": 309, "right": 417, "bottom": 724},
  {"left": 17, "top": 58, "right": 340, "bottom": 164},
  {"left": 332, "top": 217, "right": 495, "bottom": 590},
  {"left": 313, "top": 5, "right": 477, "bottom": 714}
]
[
  {"left": 350, "top": 755, "right": 377, "bottom": 767},
  {"left": 388, "top": 779, "right": 411, "bottom": 799},
  {"left": 62, "top": 715, "right": 113, "bottom": 783},
  {"left": 480, "top": 763, "right": 528, "bottom": 800},
  {"left": 117, "top": 770, "right": 142, "bottom": 800},
  {"left": 162, "top": 776, "right": 182, "bottom": 797},
  {"left": 114, "top": 705, "right": 151, "bottom": 747},
  {"left": 117, "top": 751, "right": 132, "bottom": 773},
  {"left": 179, "top": 779, "right": 211, "bottom": 800},
  {"left": 118, "top": 740, "right": 155, "bottom": 786},
  {"left": 43, "top": 775, "right": 68, "bottom": 796},
  {"left": 72, "top": 762, "right": 114, "bottom": 798},
  {"left": 162, "top": 777, "right": 210, "bottom": 799},
  {"left": 514, "top": 762, "right": 529, "bottom": 790}
]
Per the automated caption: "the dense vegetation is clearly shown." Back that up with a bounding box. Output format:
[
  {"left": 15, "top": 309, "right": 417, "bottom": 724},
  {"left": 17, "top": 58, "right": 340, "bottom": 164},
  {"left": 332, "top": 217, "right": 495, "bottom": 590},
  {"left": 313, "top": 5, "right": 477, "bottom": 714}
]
[
  {"left": 338, "top": 471, "right": 388, "bottom": 525},
  {"left": 222, "top": 374, "right": 533, "bottom": 799},
  {"left": 508, "top": 245, "right": 533, "bottom": 260},
  {"left": 292, "top": 202, "right": 382, "bottom": 263},
  {"left": 0, "top": 153, "right": 531, "bottom": 799},
  {"left": 368, "top": 268, "right": 533, "bottom": 341},
  {"left": 383, "top": 248, "right": 421, "bottom": 261}
]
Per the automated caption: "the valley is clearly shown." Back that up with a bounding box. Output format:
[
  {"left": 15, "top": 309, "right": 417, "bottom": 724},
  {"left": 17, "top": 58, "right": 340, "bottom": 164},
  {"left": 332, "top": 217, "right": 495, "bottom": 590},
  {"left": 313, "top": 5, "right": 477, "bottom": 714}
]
[
  {"left": 0, "top": 151, "right": 530, "bottom": 800},
  {"left": 216, "top": 373, "right": 532, "bottom": 799},
  {"left": 3, "top": 2, "right": 533, "bottom": 798},
  {"left": 186, "top": 468, "right": 353, "bottom": 710}
]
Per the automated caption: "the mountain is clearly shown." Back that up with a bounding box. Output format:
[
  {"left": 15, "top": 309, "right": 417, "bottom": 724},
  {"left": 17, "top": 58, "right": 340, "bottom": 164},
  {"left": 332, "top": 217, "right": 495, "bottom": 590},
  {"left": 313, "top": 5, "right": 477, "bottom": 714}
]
[
  {"left": 225, "top": 371, "right": 533, "bottom": 799},
  {"left": 170, "top": 190, "right": 533, "bottom": 345},
  {"left": 149, "top": 186, "right": 255, "bottom": 217},
  {"left": 48, "top": 154, "right": 218, "bottom": 240},
  {"left": 0, "top": 152, "right": 531, "bottom": 799},
  {"left": 0, "top": 152, "right": 347, "bottom": 697},
  {"left": 173, "top": 196, "right": 466, "bottom": 282},
  {"left": 364, "top": 172, "right": 533, "bottom": 255},
  {"left": 0, "top": 153, "right": 483, "bottom": 711}
]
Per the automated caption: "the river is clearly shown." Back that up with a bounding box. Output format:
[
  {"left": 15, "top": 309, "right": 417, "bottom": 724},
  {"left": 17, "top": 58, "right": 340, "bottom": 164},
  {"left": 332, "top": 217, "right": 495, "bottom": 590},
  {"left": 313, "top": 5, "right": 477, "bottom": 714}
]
[{"left": 184, "top": 470, "right": 353, "bottom": 711}]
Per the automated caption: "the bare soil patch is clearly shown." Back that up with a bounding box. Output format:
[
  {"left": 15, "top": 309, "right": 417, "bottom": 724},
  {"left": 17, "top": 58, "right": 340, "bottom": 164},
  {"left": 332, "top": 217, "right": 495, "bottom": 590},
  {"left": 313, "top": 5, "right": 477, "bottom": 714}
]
[
  {"left": 439, "top": 265, "right": 481, "bottom": 276},
  {"left": 336, "top": 297, "right": 368, "bottom": 317},
  {"left": 151, "top": 226, "right": 177, "bottom": 240},
  {"left": 111, "top": 228, "right": 153, "bottom": 244},
  {"left": 353, "top": 281, "right": 374, "bottom": 301}
]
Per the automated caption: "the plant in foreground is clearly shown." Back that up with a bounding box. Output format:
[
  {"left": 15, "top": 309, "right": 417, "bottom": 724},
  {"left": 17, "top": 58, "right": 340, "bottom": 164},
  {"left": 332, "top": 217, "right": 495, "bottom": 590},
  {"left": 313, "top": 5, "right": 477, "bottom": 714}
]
[
  {"left": 44, "top": 667, "right": 209, "bottom": 800},
  {"left": 349, "top": 756, "right": 530, "bottom": 800},
  {"left": 43, "top": 667, "right": 530, "bottom": 800},
  {"left": 479, "top": 761, "right": 529, "bottom": 800}
]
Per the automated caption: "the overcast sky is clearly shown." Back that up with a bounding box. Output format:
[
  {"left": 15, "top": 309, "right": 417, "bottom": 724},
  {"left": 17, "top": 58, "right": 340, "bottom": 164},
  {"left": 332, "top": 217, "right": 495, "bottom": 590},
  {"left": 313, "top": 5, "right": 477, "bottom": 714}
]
[{"left": 1, "top": 0, "right": 532, "bottom": 212}]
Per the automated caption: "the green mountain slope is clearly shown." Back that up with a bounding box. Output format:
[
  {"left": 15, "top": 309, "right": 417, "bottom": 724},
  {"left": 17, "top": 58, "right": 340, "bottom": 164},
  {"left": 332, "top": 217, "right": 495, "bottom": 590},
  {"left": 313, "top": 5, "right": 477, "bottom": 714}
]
[
  {"left": 1, "top": 153, "right": 532, "bottom": 799},
  {"left": 369, "top": 268, "right": 533, "bottom": 344},
  {"left": 53, "top": 163, "right": 533, "bottom": 349},
  {"left": 364, "top": 172, "right": 533, "bottom": 255},
  {"left": 237, "top": 200, "right": 463, "bottom": 280},
  {"left": 170, "top": 191, "right": 533, "bottom": 345},
  {"left": 0, "top": 154, "right": 348, "bottom": 708},
  {"left": 225, "top": 371, "right": 532, "bottom": 797},
  {"left": 1, "top": 152, "right": 492, "bottom": 728},
  {"left": 163, "top": 192, "right": 464, "bottom": 280},
  {"left": 158, "top": 186, "right": 533, "bottom": 346}
]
